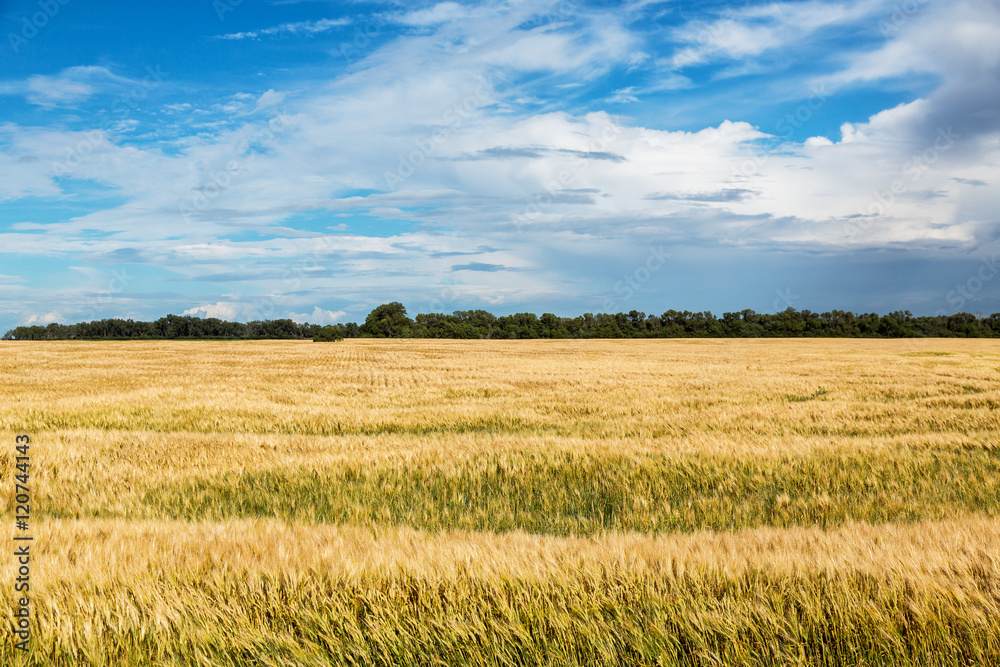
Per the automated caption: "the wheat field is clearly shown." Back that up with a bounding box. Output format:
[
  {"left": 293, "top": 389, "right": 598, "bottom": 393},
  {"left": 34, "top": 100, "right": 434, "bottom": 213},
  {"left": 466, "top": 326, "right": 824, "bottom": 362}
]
[{"left": 2, "top": 339, "right": 999, "bottom": 665}]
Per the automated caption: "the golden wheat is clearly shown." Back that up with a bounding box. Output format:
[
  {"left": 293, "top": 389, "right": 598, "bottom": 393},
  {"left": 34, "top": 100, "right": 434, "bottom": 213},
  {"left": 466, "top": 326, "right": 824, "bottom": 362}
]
[{"left": 1, "top": 338, "right": 999, "bottom": 664}]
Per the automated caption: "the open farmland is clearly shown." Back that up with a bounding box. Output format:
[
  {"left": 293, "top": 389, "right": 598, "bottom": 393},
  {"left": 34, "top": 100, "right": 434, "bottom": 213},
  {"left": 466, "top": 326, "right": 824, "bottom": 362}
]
[{"left": 2, "top": 339, "right": 1000, "bottom": 665}]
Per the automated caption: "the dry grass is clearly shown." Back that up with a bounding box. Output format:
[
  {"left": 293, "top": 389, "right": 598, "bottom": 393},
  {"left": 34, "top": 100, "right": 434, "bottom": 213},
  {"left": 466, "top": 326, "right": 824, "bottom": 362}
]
[
  {"left": 3, "top": 339, "right": 999, "bottom": 444},
  {"left": 1, "top": 339, "right": 999, "bottom": 664},
  {"left": 15, "top": 515, "right": 1000, "bottom": 587}
]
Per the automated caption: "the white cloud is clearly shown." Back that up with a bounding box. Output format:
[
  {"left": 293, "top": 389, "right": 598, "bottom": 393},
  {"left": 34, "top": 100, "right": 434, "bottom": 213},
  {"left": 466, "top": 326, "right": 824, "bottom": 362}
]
[
  {"left": 21, "top": 311, "right": 64, "bottom": 326},
  {"left": 397, "top": 2, "right": 470, "bottom": 26},
  {"left": 815, "top": 0, "right": 1000, "bottom": 154},
  {"left": 0, "top": 65, "right": 136, "bottom": 108},
  {"left": 817, "top": 0, "right": 1000, "bottom": 148},
  {"left": 485, "top": 22, "right": 634, "bottom": 76},
  {"left": 0, "top": 146, "right": 61, "bottom": 201},
  {"left": 182, "top": 302, "right": 241, "bottom": 320},
  {"left": 669, "top": 0, "right": 888, "bottom": 69},
  {"left": 25, "top": 76, "right": 94, "bottom": 108},
  {"left": 288, "top": 307, "right": 347, "bottom": 325},
  {"left": 821, "top": 1, "right": 1000, "bottom": 90},
  {"left": 254, "top": 89, "right": 286, "bottom": 111},
  {"left": 218, "top": 17, "right": 350, "bottom": 40},
  {"left": 607, "top": 87, "right": 639, "bottom": 104}
]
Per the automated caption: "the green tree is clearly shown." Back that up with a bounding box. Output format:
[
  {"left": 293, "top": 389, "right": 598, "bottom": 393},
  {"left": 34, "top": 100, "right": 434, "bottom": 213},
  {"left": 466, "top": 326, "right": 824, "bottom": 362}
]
[
  {"left": 361, "top": 302, "right": 413, "bottom": 337},
  {"left": 313, "top": 325, "right": 345, "bottom": 342}
]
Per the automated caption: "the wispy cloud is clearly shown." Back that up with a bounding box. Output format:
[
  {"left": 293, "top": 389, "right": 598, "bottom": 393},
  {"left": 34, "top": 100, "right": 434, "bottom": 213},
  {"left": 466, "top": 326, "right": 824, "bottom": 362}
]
[
  {"left": 668, "top": 0, "right": 888, "bottom": 69},
  {"left": 0, "top": 65, "right": 135, "bottom": 108},
  {"left": 396, "top": 2, "right": 473, "bottom": 27},
  {"left": 218, "top": 17, "right": 350, "bottom": 40}
]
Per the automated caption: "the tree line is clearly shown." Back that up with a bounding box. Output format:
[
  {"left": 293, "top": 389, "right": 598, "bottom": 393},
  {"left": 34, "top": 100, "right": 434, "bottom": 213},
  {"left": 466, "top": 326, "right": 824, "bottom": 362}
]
[
  {"left": 5, "top": 303, "right": 1000, "bottom": 341},
  {"left": 2, "top": 315, "right": 354, "bottom": 341}
]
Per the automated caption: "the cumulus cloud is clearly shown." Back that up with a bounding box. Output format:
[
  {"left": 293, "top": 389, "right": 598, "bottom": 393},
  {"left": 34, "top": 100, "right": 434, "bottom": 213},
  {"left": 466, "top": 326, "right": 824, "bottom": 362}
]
[
  {"left": 21, "top": 311, "right": 64, "bottom": 326},
  {"left": 182, "top": 302, "right": 242, "bottom": 320},
  {"left": 819, "top": 0, "right": 1000, "bottom": 148},
  {"left": 288, "top": 307, "right": 347, "bottom": 324}
]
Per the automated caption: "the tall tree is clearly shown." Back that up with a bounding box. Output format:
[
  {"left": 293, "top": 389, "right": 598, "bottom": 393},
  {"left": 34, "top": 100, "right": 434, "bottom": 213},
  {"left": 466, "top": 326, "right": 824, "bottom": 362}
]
[{"left": 361, "top": 302, "right": 413, "bottom": 337}]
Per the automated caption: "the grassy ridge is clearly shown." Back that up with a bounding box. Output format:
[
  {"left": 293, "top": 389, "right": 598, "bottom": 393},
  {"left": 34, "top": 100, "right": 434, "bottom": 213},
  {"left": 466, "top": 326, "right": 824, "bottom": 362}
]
[{"left": 140, "top": 447, "right": 1000, "bottom": 534}]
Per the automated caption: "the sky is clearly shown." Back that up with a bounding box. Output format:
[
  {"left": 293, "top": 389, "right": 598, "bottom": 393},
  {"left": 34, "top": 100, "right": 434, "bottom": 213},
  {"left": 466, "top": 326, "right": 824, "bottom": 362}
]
[{"left": 1, "top": 0, "right": 998, "bottom": 331}]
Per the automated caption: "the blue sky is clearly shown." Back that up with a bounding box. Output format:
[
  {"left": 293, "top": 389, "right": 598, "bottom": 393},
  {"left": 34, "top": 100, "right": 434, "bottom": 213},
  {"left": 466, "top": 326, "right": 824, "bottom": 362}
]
[{"left": 1, "top": 0, "right": 998, "bottom": 331}]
